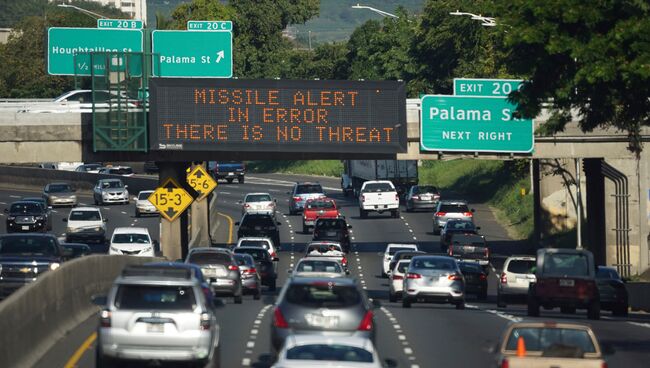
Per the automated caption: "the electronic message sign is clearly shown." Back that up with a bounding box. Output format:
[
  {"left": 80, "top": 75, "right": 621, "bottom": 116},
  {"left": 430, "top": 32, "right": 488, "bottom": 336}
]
[{"left": 149, "top": 79, "right": 407, "bottom": 154}]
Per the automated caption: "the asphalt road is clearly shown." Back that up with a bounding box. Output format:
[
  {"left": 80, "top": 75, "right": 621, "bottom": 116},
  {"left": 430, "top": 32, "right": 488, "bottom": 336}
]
[{"left": 2, "top": 174, "right": 649, "bottom": 368}]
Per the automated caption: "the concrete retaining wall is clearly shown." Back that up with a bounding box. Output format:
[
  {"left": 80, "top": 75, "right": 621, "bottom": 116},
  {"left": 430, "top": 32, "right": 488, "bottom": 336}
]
[
  {"left": 627, "top": 282, "right": 650, "bottom": 312},
  {"left": 0, "top": 255, "right": 156, "bottom": 368}
]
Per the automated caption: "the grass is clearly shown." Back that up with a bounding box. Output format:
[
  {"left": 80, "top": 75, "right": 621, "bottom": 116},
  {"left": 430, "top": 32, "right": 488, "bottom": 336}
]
[{"left": 247, "top": 160, "right": 342, "bottom": 177}]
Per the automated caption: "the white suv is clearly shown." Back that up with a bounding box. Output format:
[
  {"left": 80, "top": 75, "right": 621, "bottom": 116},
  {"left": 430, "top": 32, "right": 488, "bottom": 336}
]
[
  {"left": 109, "top": 227, "right": 156, "bottom": 257},
  {"left": 235, "top": 237, "right": 278, "bottom": 260},
  {"left": 382, "top": 243, "right": 418, "bottom": 277},
  {"left": 64, "top": 207, "right": 107, "bottom": 244},
  {"left": 497, "top": 255, "right": 536, "bottom": 307}
]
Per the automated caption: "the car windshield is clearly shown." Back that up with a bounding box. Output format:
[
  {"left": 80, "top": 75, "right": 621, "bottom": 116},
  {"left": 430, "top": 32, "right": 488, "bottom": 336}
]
[
  {"left": 114, "top": 285, "right": 196, "bottom": 310},
  {"left": 22, "top": 198, "right": 45, "bottom": 206},
  {"left": 451, "top": 235, "right": 485, "bottom": 246},
  {"left": 242, "top": 215, "right": 275, "bottom": 227},
  {"left": 439, "top": 204, "right": 469, "bottom": 213},
  {"left": 447, "top": 221, "right": 475, "bottom": 230},
  {"left": 296, "top": 260, "right": 342, "bottom": 273},
  {"left": 315, "top": 219, "right": 346, "bottom": 229},
  {"left": 102, "top": 180, "right": 124, "bottom": 189},
  {"left": 0, "top": 236, "right": 58, "bottom": 256},
  {"left": 542, "top": 253, "right": 590, "bottom": 277},
  {"left": 138, "top": 192, "right": 153, "bottom": 200},
  {"left": 285, "top": 283, "right": 361, "bottom": 308},
  {"left": 188, "top": 252, "right": 231, "bottom": 265},
  {"left": 388, "top": 247, "right": 415, "bottom": 255},
  {"left": 112, "top": 233, "right": 150, "bottom": 244},
  {"left": 111, "top": 167, "right": 133, "bottom": 175},
  {"left": 508, "top": 260, "right": 536, "bottom": 274},
  {"left": 234, "top": 254, "right": 255, "bottom": 266},
  {"left": 306, "top": 200, "right": 335, "bottom": 209},
  {"left": 10, "top": 202, "right": 41, "bottom": 214},
  {"left": 69, "top": 210, "right": 101, "bottom": 221},
  {"left": 307, "top": 244, "right": 342, "bottom": 253},
  {"left": 81, "top": 164, "right": 101, "bottom": 171},
  {"left": 239, "top": 240, "right": 270, "bottom": 249},
  {"left": 596, "top": 267, "right": 620, "bottom": 280},
  {"left": 506, "top": 327, "right": 596, "bottom": 354},
  {"left": 285, "top": 344, "right": 373, "bottom": 362},
  {"left": 234, "top": 248, "right": 268, "bottom": 261},
  {"left": 411, "top": 258, "right": 456, "bottom": 270},
  {"left": 414, "top": 186, "right": 437, "bottom": 194},
  {"left": 246, "top": 194, "right": 272, "bottom": 202},
  {"left": 49, "top": 184, "right": 72, "bottom": 193},
  {"left": 459, "top": 263, "right": 484, "bottom": 273},
  {"left": 396, "top": 261, "right": 410, "bottom": 273},
  {"left": 363, "top": 182, "right": 393, "bottom": 192},
  {"left": 296, "top": 184, "right": 324, "bottom": 194}
]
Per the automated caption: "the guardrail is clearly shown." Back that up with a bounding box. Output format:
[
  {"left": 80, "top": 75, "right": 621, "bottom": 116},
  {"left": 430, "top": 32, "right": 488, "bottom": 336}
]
[{"left": 0, "top": 255, "right": 158, "bottom": 368}]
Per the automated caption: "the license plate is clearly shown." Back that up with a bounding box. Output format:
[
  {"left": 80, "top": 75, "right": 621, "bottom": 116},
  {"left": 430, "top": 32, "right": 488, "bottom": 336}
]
[
  {"left": 146, "top": 323, "right": 164, "bottom": 333},
  {"left": 421, "top": 195, "right": 432, "bottom": 200},
  {"left": 22, "top": 226, "right": 29, "bottom": 230},
  {"left": 559, "top": 279, "right": 575, "bottom": 287},
  {"left": 306, "top": 314, "right": 339, "bottom": 328},
  {"left": 326, "top": 231, "right": 337, "bottom": 237},
  {"left": 228, "top": 172, "right": 234, "bottom": 176},
  {"left": 465, "top": 246, "right": 475, "bottom": 252}
]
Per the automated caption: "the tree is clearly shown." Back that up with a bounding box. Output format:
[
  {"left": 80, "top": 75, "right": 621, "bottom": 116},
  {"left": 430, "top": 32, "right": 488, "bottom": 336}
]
[{"left": 495, "top": 0, "right": 650, "bottom": 154}]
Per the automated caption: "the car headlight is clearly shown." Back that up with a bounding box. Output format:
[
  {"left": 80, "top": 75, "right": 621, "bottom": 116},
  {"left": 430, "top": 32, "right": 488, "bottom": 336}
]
[
  {"left": 142, "top": 246, "right": 152, "bottom": 252},
  {"left": 109, "top": 246, "right": 119, "bottom": 252},
  {"left": 95, "top": 226, "right": 103, "bottom": 232},
  {"left": 50, "top": 263, "right": 60, "bottom": 271},
  {"left": 35, "top": 216, "right": 44, "bottom": 221},
  {"left": 8, "top": 216, "right": 15, "bottom": 221},
  {"left": 66, "top": 227, "right": 75, "bottom": 233}
]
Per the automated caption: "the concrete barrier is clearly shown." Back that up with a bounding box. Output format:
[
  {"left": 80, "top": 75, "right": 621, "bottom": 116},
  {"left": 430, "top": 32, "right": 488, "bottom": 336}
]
[
  {"left": 627, "top": 282, "right": 650, "bottom": 312},
  {"left": 0, "top": 255, "right": 157, "bottom": 368}
]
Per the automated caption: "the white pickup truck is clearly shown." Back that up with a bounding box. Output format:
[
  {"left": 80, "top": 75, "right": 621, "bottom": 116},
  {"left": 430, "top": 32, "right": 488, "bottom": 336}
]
[{"left": 358, "top": 180, "right": 400, "bottom": 218}]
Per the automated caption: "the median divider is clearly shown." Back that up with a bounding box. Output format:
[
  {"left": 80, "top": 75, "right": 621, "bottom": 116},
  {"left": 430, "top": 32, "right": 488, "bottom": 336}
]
[
  {"left": 627, "top": 282, "right": 650, "bottom": 312},
  {"left": 0, "top": 255, "right": 159, "bottom": 368}
]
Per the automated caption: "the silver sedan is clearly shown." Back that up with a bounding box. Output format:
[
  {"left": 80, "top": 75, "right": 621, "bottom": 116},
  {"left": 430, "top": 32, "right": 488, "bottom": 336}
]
[{"left": 402, "top": 255, "right": 465, "bottom": 309}]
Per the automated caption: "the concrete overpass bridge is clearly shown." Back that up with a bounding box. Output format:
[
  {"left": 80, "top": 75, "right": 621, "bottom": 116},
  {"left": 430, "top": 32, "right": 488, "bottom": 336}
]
[{"left": 1, "top": 100, "right": 649, "bottom": 276}]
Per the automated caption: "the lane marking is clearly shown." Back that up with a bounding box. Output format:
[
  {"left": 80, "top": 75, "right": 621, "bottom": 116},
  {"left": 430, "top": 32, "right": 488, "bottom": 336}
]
[
  {"left": 64, "top": 332, "right": 97, "bottom": 368},
  {"left": 217, "top": 212, "right": 234, "bottom": 244},
  {"left": 9, "top": 195, "right": 20, "bottom": 198},
  {"left": 628, "top": 321, "right": 650, "bottom": 329},
  {"left": 242, "top": 358, "right": 251, "bottom": 366}
]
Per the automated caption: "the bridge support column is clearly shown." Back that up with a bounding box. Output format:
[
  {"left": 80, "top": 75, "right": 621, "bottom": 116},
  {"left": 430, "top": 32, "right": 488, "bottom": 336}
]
[
  {"left": 158, "top": 162, "right": 190, "bottom": 261},
  {"left": 189, "top": 162, "right": 211, "bottom": 250}
]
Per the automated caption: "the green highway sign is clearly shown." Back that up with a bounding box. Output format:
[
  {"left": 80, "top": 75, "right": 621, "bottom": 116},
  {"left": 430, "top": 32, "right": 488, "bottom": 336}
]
[
  {"left": 187, "top": 20, "right": 233, "bottom": 31},
  {"left": 152, "top": 30, "right": 233, "bottom": 78},
  {"left": 97, "top": 19, "right": 143, "bottom": 29},
  {"left": 47, "top": 27, "right": 143, "bottom": 76},
  {"left": 420, "top": 95, "right": 534, "bottom": 153},
  {"left": 453, "top": 78, "right": 523, "bottom": 97}
]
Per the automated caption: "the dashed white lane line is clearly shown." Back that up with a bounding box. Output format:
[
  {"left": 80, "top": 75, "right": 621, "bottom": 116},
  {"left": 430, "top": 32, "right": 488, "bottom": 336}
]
[
  {"left": 120, "top": 211, "right": 127, "bottom": 215},
  {"left": 483, "top": 308, "right": 522, "bottom": 323},
  {"left": 219, "top": 191, "right": 232, "bottom": 195},
  {"left": 0, "top": 201, "right": 6, "bottom": 204},
  {"left": 379, "top": 307, "right": 419, "bottom": 366},
  {"left": 241, "top": 358, "right": 251, "bottom": 366},
  {"left": 9, "top": 195, "right": 20, "bottom": 198},
  {"left": 628, "top": 321, "right": 650, "bottom": 329}
]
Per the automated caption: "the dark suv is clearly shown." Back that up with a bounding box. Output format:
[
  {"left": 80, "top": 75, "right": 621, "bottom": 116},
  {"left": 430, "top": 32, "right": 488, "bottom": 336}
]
[
  {"left": 4, "top": 201, "right": 48, "bottom": 233},
  {"left": 0, "top": 233, "right": 69, "bottom": 298},
  {"left": 236, "top": 213, "right": 281, "bottom": 248},
  {"left": 313, "top": 217, "right": 352, "bottom": 253},
  {"left": 233, "top": 246, "right": 278, "bottom": 291}
]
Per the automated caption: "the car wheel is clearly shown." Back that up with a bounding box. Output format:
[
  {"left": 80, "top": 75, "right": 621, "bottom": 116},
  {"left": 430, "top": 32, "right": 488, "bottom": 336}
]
[
  {"left": 455, "top": 300, "right": 466, "bottom": 310},
  {"left": 135, "top": 210, "right": 140, "bottom": 218},
  {"left": 238, "top": 177, "right": 244, "bottom": 184},
  {"left": 391, "top": 210, "right": 399, "bottom": 218},
  {"left": 527, "top": 297, "right": 540, "bottom": 317},
  {"left": 402, "top": 297, "right": 411, "bottom": 308},
  {"left": 612, "top": 303, "right": 628, "bottom": 317},
  {"left": 587, "top": 301, "right": 600, "bottom": 320},
  {"left": 96, "top": 346, "right": 117, "bottom": 368},
  {"left": 234, "top": 293, "right": 243, "bottom": 304},
  {"left": 496, "top": 293, "right": 507, "bottom": 308},
  {"left": 478, "top": 290, "right": 488, "bottom": 301},
  {"left": 254, "top": 290, "right": 261, "bottom": 300},
  {"left": 560, "top": 306, "right": 576, "bottom": 314},
  {"left": 389, "top": 291, "right": 397, "bottom": 303},
  {"left": 405, "top": 202, "right": 411, "bottom": 212},
  {"left": 94, "top": 197, "right": 99, "bottom": 205},
  {"left": 433, "top": 226, "right": 440, "bottom": 235},
  {"left": 302, "top": 223, "right": 308, "bottom": 234}
]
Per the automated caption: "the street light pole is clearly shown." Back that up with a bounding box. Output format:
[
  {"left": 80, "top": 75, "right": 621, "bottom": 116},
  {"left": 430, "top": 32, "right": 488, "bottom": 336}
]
[
  {"left": 57, "top": 4, "right": 107, "bottom": 20},
  {"left": 351, "top": 3, "right": 399, "bottom": 19},
  {"left": 449, "top": 10, "right": 496, "bottom": 27}
]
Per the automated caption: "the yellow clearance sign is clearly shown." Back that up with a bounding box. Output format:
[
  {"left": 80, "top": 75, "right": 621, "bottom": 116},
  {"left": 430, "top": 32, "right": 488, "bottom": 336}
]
[
  {"left": 148, "top": 178, "right": 194, "bottom": 221},
  {"left": 186, "top": 166, "right": 217, "bottom": 201}
]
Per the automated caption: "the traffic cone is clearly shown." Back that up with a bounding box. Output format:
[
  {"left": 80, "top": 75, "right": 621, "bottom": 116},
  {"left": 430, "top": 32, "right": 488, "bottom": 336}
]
[{"left": 516, "top": 336, "right": 526, "bottom": 357}]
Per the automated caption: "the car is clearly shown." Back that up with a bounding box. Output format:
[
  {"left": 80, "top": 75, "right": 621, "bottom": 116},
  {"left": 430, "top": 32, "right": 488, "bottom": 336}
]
[
  {"left": 404, "top": 184, "right": 440, "bottom": 212},
  {"left": 497, "top": 256, "right": 536, "bottom": 308},
  {"left": 402, "top": 255, "right": 465, "bottom": 309},
  {"left": 527, "top": 248, "right": 600, "bottom": 320},
  {"left": 186, "top": 247, "right": 243, "bottom": 304},
  {"left": 388, "top": 259, "right": 411, "bottom": 302},
  {"left": 358, "top": 180, "right": 400, "bottom": 219},
  {"left": 439, "top": 219, "right": 480, "bottom": 252},
  {"left": 233, "top": 253, "right": 262, "bottom": 299},
  {"left": 53, "top": 89, "right": 117, "bottom": 112},
  {"left": 134, "top": 190, "right": 158, "bottom": 217},
  {"left": 382, "top": 243, "right": 419, "bottom": 277},
  {"left": 312, "top": 217, "right": 352, "bottom": 253},
  {"left": 93, "top": 265, "right": 221, "bottom": 367},
  {"left": 458, "top": 261, "right": 488, "bottom": 300},
  {"left": 0, "top": 233, "right": 70, "bottom": 299},
  {"left": 239, "top": 192, "right": 277, "bottom": 217},
  {"left": 108, "top": 227, "right": 157, "bottom": 257},
  {"left": 432, "top": 200, "right": 474, "bottom": 235},
  {"left": 60, "top": 242, "right": 92, "bottom": 259},
  {"left": 144, "top": 262, "right": 216, "bottom": 307},
  {"left": 302, "top": 197, "right": 339, "bottom": 233},
  {"left": 4, "top": 201, "right": 48, "bottom": 233},
  {"left": 42, "top": 182, "right": 77, "bottom": 207},
  {"left": 235, "top": 237, "right": 278, "bottom": 260},
  {"left": 233, "top": 246, "right": 278, "bottom": 291},
  {"left": 75, "top": 163, "right": 103, "bottom": 173},
  {"left": 93, "top": 178, "right": 129, "bottom": 205},
  {"left": 270, "top": 276, "right": 376, "bottom": 353},
  {"left": 272, "top": 335, "right": 394, "bottom": 368},
  {"left": 143, "top": 161, "right": 159, "bottom": 174},
  {"left": 596, "top": 265, "right": 629, "bottom": 316},
  {"left": 304, "top": 241, "right": 348, "bottom": 270},
  {"left": 289, "top": 258, "right": 348, "bottom": 278},
  {"left": 209, "top": 161, "right": 245, "bottom": 184},
  {"left": 287, "top": 182, "right": 325, "bottom": 215},
  {"left": 21, "top": 197, "right": 53, "bottom": 231},
  {"left": 494, "top": 322, "right": 608, "bottom": 368},
  {"left": 447, "top": 233, "right": 490, "bottom": 268},
  {"left": 98, "top": 166, "right": 134, "bottom": 176},
  {"left": 63, "top": 207, "right": 107, "bottom": 244},
  {"left": 236, "top": 213, "right": 281, "bottom": 249},
  {"left": 387, "top": 250, "right": 426, "bottom": 276}
]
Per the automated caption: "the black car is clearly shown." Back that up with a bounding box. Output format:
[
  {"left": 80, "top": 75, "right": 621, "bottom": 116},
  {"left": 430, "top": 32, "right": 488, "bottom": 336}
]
[
  {"left": 0, "top": 233, "right": 70, "bottom": 298},
  {"left": 236, "top": 213, "right": 281, "bottom": 249},
  {"left": 596, "top": 266, "right": 629, "bottom": 316},
  {"left": 4, "top": 201, "right": 48, "bottom": 233},
  {"left": 458, "top": 261, "right": 488, "bottom": 300},
  {"left": 388, "top": 250, "right": 426, "bottom": 275},
  {"left": 313, "top": 217, "right": 352, "bottom": 253},
  {"left": 440, "top": 219, "right": 480, "bottom": 252},
  {"left": 21, "top": 197, "right": 53, "bottom": 231},
  {"left": 233, "top": 246, "right": 278, "bottom": 291}
]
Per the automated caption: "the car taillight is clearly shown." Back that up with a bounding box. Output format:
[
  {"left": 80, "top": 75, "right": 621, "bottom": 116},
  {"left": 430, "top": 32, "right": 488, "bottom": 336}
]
[
  {"left": 448, "top": 273, "right": 463, "bottom": 281},
  {"left": 267, "top": 203, "right": 274, "bottom": 208},
  {"left": 293, "top": 196, "right": 301, "bottom": 202},
  {"left": 228, "top": 265, "right": 239, "bottom": 271},
  {"left": 100, "top": 309, "right": 111, "bottom": 328},
  {"left": 395, "top": 194, "right": 399, "bottom": 202},
  {"left": 273, "top": 307, "right": 289, "bottom": 328},
  {"left": 601, "top": 363, "right": 608, "bottom": 368},
  {"left": 435, "top": 211, "right": 446, "bottom": 217},
  {"left": 392, "top": 275, "right": 403, "bottom": 280},
  {"left": 244, "top": 203, "right": 250, "bottom": 208},
  {"left": 485, "top": 247, "right": 490, "bottom": 258},
  {"left": 500, "top": 273, "right": 507, "bottom": 284},
  {"left": 271, "top": 251, "right": 277, "bottom": 259},
  {"left": 463, "top": 212, "right": 473, "bottom": 217},
  {"left": 479, "top": 274, "right": 487, "bottom": 281},
  {"left": 200, "top": 312, "right": 211, "bottom": 330},
  {"left": 341, "top": 257, "right": 348, "bottom": 266},
  {"left": 407, "top": 273, "right": 421, "bottom": 279},
  {"left": 244, "top": 268, "right": 257, "bottom": 274},
  {"left": 448, "top": 247, "right": 453, "bottom": 256},
  {"left": 357, "top": 310, "right": 373, "bottom": 331},
  {"left": 500, "top": 358, "right": 509, "bottom": 368}
]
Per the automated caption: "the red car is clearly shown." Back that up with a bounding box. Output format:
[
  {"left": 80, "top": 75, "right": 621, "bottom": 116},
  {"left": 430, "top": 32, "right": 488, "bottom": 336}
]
[{"left": 302, "top": 198, "right": 339, "bottom": 233}]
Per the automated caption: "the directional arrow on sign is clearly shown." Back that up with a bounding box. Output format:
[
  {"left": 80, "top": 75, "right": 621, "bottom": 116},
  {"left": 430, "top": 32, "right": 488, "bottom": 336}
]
[
  {"left": 165, "top": 207, "right": 178, "bottom": 219},
  {"left": 216, "top": 50, "right": 224, "bottom": 63},
  {"left": 149, "top": 178, "right": 194, "bottom": 222},
  {"left": 186, "top": 166, "right": 217, "bottom": 201}
]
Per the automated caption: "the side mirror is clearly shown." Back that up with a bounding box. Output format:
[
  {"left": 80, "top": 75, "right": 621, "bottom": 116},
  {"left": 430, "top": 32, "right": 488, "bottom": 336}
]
[
  {"left": 91, "top": 294, "right": 107, "bottom": 306},
  {"left": 383, "top": 358, "right": 398, "bottom": 368},
  {"left": 3, "top": 208, "right": 7, "bottom": 213},
  {"left": 62, "top": 218, "right": 68, "bottom": 222},
  {"left": 124, "top": 185, "right": 128, "bottom": 188},
  {"left": 277, "top": 222, "right": 282, "bottom": 226},
  {"left": 234, "top": 222, "right": 240, "bottom": 226},
  {"left": 287, "top": 269, "right": 293, "bottom": 274}
]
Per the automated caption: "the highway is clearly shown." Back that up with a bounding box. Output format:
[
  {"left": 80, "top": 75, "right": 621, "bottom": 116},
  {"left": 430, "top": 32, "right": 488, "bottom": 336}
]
[{"left": 1, "top": 174, "right": 649, "bottom": 368}]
